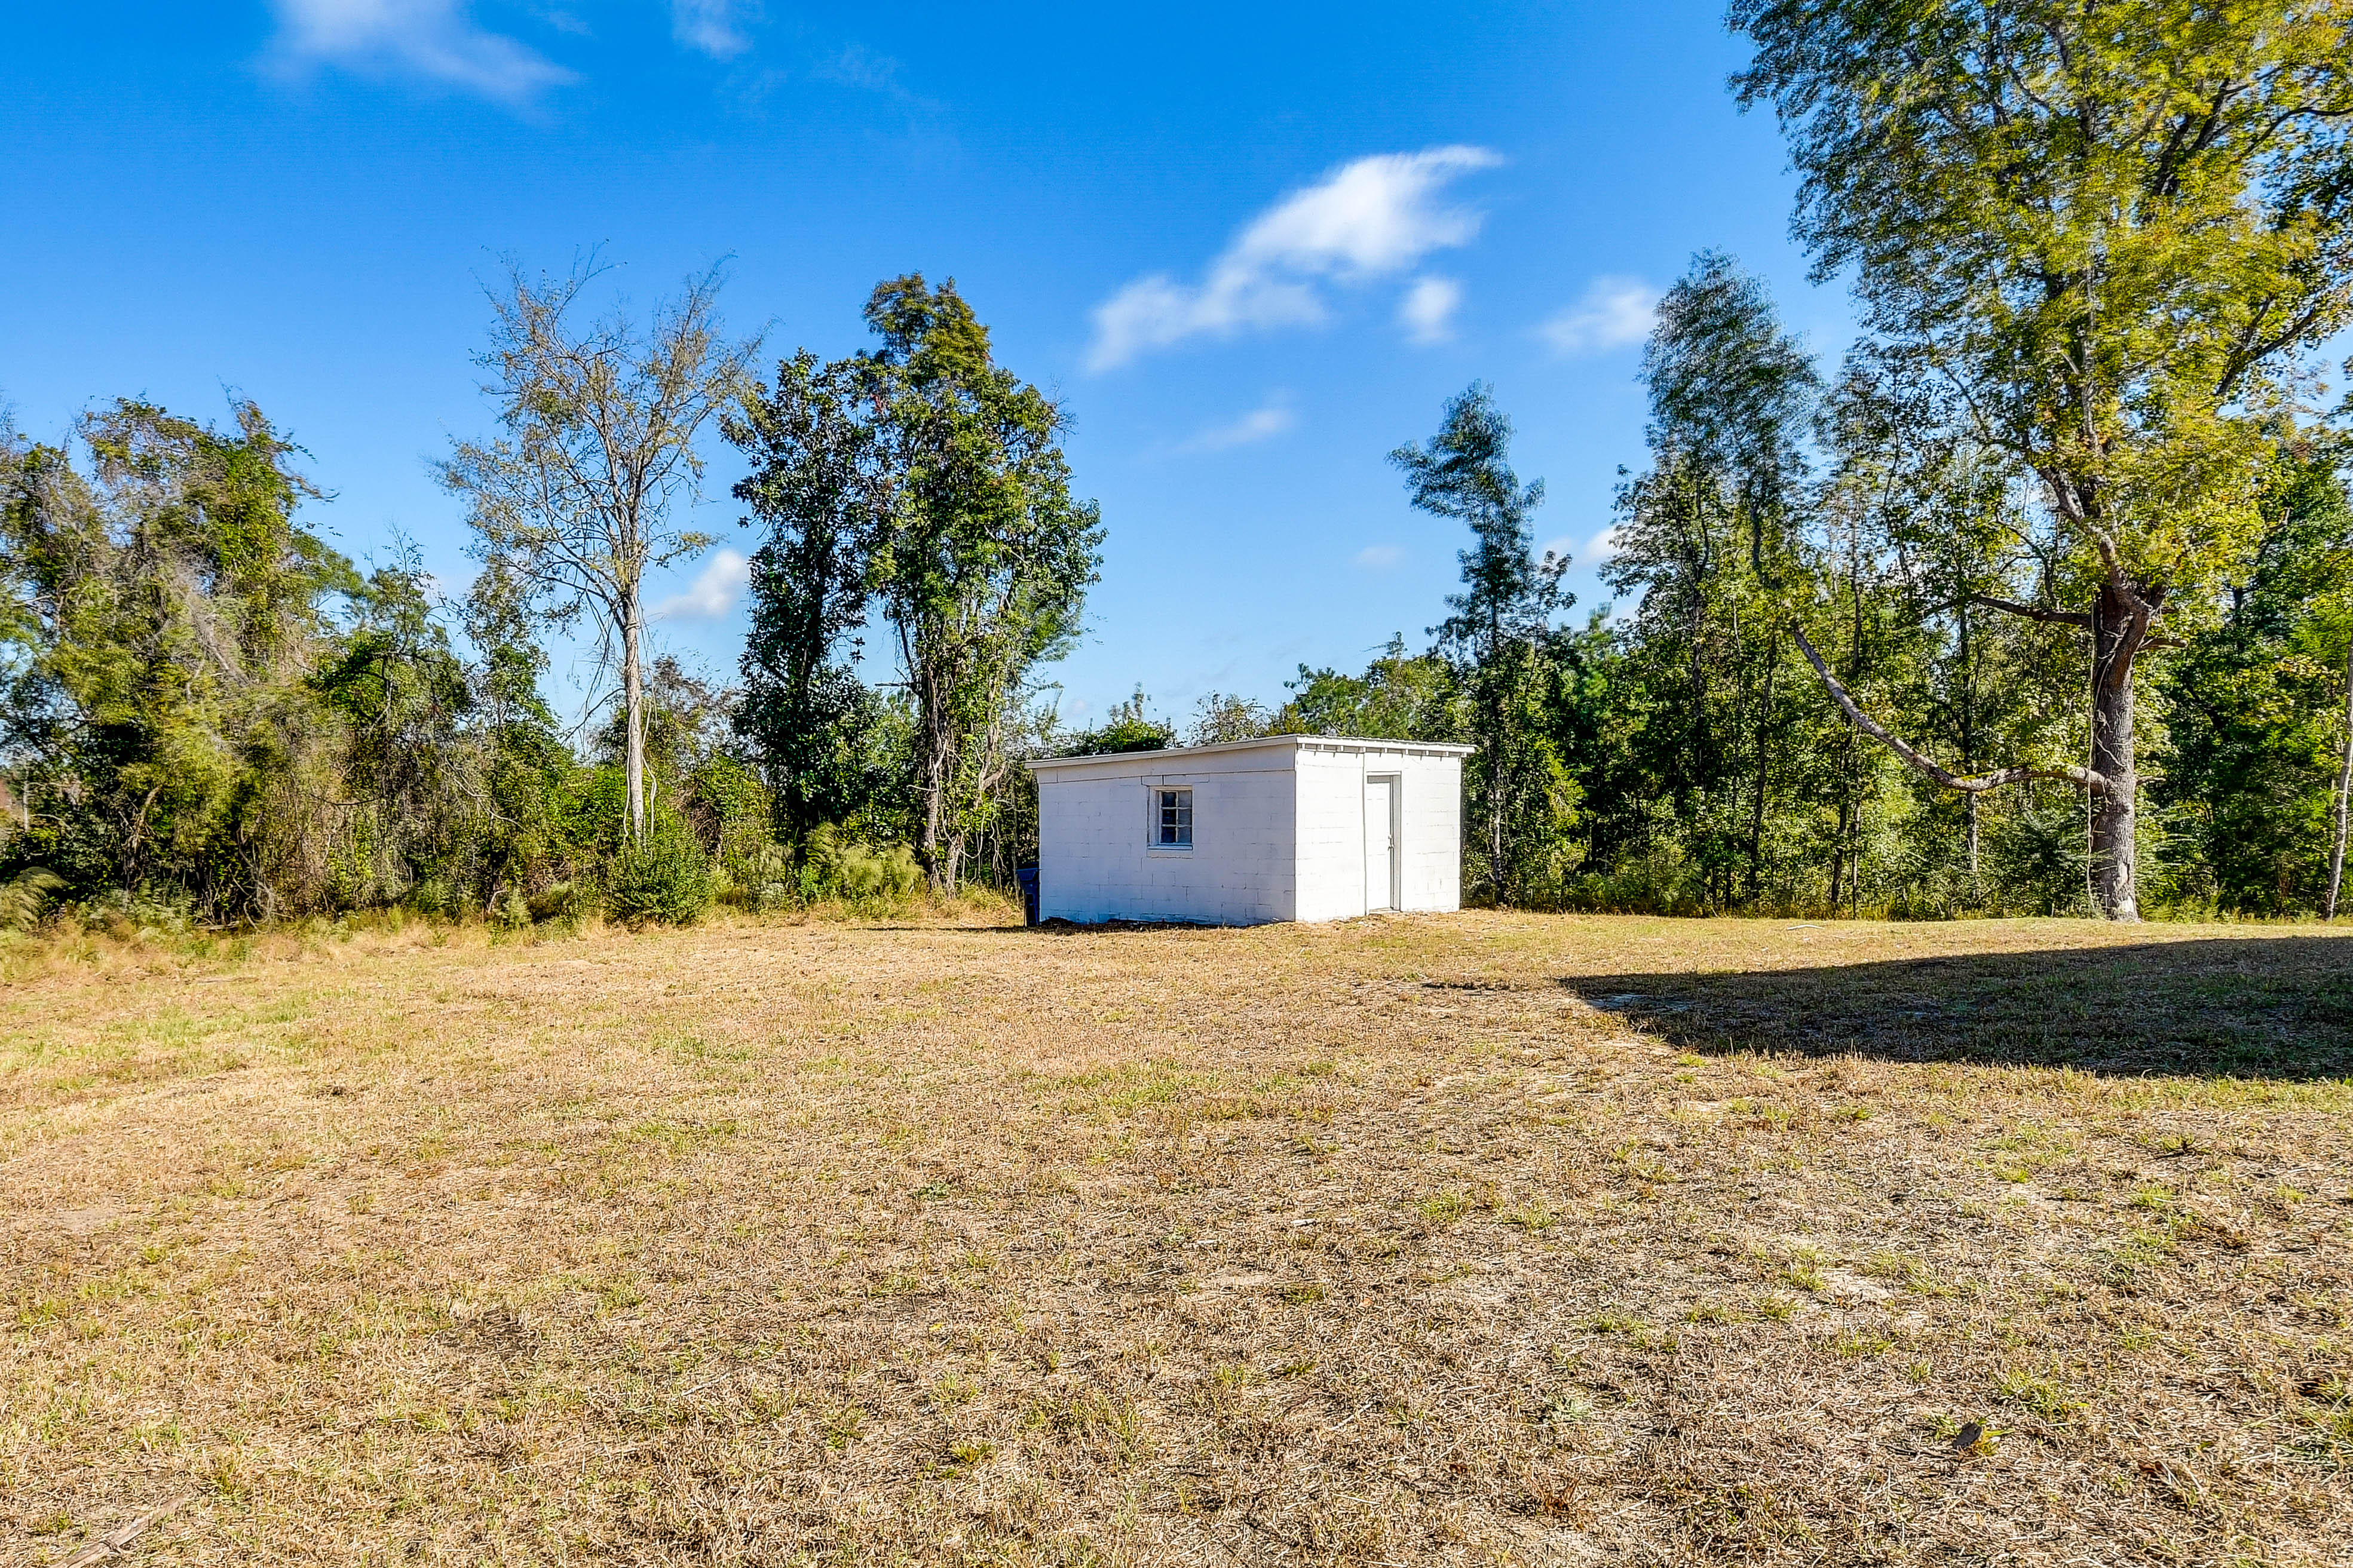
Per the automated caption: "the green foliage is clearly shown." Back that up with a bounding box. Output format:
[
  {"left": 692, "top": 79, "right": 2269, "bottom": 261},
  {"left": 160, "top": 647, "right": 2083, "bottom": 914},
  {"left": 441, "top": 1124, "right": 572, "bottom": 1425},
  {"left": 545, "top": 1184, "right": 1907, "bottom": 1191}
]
[
  {"left": 726, "top": 349, "right": 896, "bottom": 845},
  {"left": 1279, "top": 638, "right": 1464, "bottom": 741},
  {"left": 799, "top": 823, "right": 923, "bottom": 906},
  {"left": 605, "top": 815, "right": 713, "bottom": 927},
  {"left": 0, "top": 867, "right": 63, "bottom": 932},
  {"left": 858, "top": 275, "right": 1105, "bottom": 888},
  {"left": 719, "top": 275, "right": 1101, "bottom": 894},
  {"left": 1393, "top": 384, "right": 1576, "bottom": 904},
  {"left": 0, "top": 398, "right": 358, "bottom": 918},
  {"left": 1732, "top": 0, "right": 2353, "bottom": 917},
  {"left": 1061, "top": 688, "right": 1173, "bottom": 755},
  {"left": 439, "top": 261, "right": 755, "bottom": 847},
  {"left": 1187, "top": 692, "right": 1274, "bottom": 747},
  {"left": 2155, "top": 456, "right": 2353, "bottom": 913}
]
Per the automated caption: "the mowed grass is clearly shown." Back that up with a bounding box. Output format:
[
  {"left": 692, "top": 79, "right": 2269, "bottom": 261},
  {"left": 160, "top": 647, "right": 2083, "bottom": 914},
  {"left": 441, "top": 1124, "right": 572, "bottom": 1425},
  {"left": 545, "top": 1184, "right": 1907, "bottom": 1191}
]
[{"left": 2, "top": 912, "right": 2349, "bottom": 1566}]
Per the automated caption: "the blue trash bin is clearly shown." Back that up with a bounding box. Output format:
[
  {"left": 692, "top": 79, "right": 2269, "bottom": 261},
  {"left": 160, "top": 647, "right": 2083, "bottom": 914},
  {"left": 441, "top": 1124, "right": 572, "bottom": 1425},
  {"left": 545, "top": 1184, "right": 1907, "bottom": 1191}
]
[{"left": 1015, "top": 866, "right": 1040, "bottom": 926}]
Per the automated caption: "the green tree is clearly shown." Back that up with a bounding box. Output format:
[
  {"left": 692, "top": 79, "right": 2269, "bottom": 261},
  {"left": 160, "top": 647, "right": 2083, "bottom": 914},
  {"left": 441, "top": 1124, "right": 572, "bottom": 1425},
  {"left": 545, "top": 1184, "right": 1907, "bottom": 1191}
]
[
  {"left": 1060, "top": 688, "right": 1174, "bottom": 755},
  {"left": 440, "top": 260, "right": 756, "bottom": 848},
  {"left": 1392, "top": 385, "right": 1575, "bottom": 904},
  {"left": 311, "top": 543, "right": 480, "bottom": 907},
  {"left": 0, "top": 398, "right": 356, "bottom": 917},
  {"left": 859, "top": 275, "right": 1104, "bottom": 889},
  {"left": 724, "top": 349, "right": 898, "bottom": 845},
  {"left": 1608, "top": 259, "right": 1819, "bottom": 909},
  {"left": 2153, "top": 453, "right": 2353, "bottom": 913},
  {"left": 457, "top": 552, "right": 578, "bottom": 912},
  {"left": 1277, "top": 637, "right": 1463, "bottom": 742},
  {"left": 1187, "top": 692, "right": 1274, "bottom": 746},
  {"left": 1735, "top": 0, "right": 2353, "bottom": 918}
]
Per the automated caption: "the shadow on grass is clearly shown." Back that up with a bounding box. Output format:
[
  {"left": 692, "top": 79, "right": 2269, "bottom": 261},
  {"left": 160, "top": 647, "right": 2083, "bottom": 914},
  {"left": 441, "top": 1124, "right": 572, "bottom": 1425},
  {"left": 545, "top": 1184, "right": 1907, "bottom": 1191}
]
[{"left": 1560, "top": 935, "right": 2353, "bottom": 1079}]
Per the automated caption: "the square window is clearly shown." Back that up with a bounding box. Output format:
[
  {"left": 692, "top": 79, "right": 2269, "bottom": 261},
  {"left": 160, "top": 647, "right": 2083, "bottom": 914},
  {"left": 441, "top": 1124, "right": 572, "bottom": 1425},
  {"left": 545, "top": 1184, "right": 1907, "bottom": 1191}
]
[{"left": 1155, "top": 787, "right": 1193, "bottom": 848}]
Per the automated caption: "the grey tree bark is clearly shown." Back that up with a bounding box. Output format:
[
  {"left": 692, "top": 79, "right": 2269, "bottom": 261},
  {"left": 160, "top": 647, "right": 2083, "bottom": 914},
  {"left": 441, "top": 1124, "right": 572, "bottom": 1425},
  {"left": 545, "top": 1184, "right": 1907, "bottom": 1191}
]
[
  {"left": 2085, "top": 582, "right": 2156, "bottom": 922},
  {"left": 2327, "top": 642, "right": 2353, "bottom": 922}
]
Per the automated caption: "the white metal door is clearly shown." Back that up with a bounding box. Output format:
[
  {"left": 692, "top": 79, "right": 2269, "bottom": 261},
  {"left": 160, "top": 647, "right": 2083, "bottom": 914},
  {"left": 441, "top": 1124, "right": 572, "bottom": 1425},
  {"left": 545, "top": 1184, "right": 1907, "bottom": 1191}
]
[{"left": 1364, "top": 776, "right": 1398, "bottom": 911}]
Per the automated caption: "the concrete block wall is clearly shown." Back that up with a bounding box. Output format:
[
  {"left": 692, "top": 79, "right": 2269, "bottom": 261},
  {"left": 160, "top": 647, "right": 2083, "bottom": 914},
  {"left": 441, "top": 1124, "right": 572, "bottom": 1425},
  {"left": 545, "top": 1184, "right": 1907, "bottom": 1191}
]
[
  {"left": 1035, "top": 753, "right": 1295, "bottom": 924},
  {"left": 1292, "top": 748, "right": 1371, "bottom": 922},
  {"left": 1030, "top": 736, "right": 1469, "bottom": 926},
  {"left": 1397, "top": 751, "right": 1463, "bottom": 912}
]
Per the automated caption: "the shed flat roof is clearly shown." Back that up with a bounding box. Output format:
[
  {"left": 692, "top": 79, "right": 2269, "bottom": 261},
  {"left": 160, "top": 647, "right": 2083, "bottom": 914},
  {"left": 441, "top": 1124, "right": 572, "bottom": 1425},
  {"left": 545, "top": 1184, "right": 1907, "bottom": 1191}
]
[{"left": 1025, "top": 734, "right": 1474, "bottom": 774}]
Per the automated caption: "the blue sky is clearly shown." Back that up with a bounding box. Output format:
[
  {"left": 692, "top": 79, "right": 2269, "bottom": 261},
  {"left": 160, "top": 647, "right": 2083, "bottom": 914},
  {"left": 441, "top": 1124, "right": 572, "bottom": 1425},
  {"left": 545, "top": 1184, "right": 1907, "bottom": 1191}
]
[{"left": 1, "top": 1, "right": 1849, "bottom": 732}]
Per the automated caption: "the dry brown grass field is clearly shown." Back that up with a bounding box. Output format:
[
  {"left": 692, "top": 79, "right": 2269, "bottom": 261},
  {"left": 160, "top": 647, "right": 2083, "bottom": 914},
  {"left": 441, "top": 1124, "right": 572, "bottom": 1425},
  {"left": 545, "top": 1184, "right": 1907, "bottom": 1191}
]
[{"left": 3, "top": 910, "right": 2350, "bottom": 1567}]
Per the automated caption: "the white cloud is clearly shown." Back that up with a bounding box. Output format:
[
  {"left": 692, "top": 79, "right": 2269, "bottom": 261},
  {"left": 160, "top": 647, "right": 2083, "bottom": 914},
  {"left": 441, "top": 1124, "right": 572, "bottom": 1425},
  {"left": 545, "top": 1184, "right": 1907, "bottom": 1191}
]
[
  {"left": 1175, "top": 400, "right": 1297, "bottom": 454},
  {"left": 1087, "top": 146, "right": 1502, "bottom": 371},
  {"left": 654, "top": 548, "right": 750, "bottom": 620},
  {"left": 1354, "top": 544, "right": 1405, "bottom": 570},
  {"left": 1540, "top": 276, "right": 1659, "bottom": 356},
  {"left": 265, "top": 0, "right": 575, "bottom": 105},
  {"left": 671, "top": 0, "right": 754, "bottom": 59},
  {"left": 1582, "top": 524, "right": 1625, "bottom": 565},
  {"left": 1398, "top": 276, "right": 1463, "bottom": 345}
]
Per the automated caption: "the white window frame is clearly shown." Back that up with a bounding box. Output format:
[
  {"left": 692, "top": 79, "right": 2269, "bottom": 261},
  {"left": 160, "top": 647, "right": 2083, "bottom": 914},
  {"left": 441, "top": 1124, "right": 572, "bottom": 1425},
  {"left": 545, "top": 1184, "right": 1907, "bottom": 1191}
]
[{"left": 1147, "top": 784, "right": 1194, "bottom": 853}]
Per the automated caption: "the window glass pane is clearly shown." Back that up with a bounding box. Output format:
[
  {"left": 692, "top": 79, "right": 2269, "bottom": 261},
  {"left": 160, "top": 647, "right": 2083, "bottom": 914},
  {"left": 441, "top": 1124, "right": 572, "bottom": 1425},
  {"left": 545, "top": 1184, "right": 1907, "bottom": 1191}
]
[{"left": 1155, "top": 788, "right": 1193, "bottom": 846}]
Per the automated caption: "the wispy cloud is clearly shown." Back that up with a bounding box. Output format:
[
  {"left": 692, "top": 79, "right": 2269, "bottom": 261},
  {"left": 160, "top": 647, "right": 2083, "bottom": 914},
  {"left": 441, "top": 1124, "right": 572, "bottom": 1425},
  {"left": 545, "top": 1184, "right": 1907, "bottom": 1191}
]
[
  {"left": 1087, "top": 146, "right": 1502, "bottom": 371},
  {"left": 1175, "top": 399, "right": 1297, "bottom": 454},
  {"left": 654, "top": 548, "right": 750, "bottom": 620},
  {"left": 1354, "top": 544, "right": 1405, "bottom": 570},
  {"left": 1398, "top": 276, "right": 1463, "bottom": 345},
  {"left": 670, "top": 0, "right": 755, "bottom": 59},
  {"left": 264, "top": 0, "right": 575, "bottom": 106},
  {"left": 811, "top": 43, "right": 939, "bottom": 109},
  {"left": 1540, "top": 276, "right": 1659, "bottom": 356}
]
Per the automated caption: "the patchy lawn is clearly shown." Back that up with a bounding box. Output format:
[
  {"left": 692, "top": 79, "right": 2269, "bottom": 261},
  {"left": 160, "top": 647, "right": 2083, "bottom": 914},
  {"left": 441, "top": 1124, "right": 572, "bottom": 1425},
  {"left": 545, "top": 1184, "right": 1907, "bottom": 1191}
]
[{"left": 2, "top": 912, "right": 2349, "bottom": 1566}]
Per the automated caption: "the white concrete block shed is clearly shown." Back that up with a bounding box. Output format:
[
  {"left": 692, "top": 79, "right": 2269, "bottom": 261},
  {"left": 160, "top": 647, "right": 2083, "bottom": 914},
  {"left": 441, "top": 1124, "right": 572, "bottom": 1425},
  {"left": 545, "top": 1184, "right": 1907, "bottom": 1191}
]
[{"left": 1025, "top": 735, "right": 1471, "bottom": 925}]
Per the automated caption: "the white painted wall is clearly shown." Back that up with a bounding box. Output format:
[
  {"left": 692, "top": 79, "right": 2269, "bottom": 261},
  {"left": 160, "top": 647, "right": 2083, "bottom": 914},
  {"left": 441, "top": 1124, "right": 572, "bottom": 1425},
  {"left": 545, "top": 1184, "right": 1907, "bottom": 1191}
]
[
  {"left": 1292, "top": 742, "right": 1463, "bottom": 919},
  {"left": 1030, "top": 737, "right": 1467, "bottom": 925},
  {"left": 1032, "top": 745, "right": 1297, "bottom": 924}
]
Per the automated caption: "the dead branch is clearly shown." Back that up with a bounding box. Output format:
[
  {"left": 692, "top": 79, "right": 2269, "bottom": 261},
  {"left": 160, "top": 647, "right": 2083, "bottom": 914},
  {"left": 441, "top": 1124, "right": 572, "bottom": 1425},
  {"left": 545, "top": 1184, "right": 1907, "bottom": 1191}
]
[
  {"left": 60, "top": 1496, "right": 192, "bottom": 1567},
  {"left": 1791, "top": 623, "right": 2109, "bottom": 795},
  {"left": 1972, "top": 592, "right": 2092, "bottom": 627}
]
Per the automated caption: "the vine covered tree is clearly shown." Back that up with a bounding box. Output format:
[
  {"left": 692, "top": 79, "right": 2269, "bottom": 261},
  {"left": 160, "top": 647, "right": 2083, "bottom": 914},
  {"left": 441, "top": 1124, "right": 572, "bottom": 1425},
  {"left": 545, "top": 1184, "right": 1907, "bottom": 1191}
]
[{"left": 0, "top": 400, "right": 355, "bottom": 917}]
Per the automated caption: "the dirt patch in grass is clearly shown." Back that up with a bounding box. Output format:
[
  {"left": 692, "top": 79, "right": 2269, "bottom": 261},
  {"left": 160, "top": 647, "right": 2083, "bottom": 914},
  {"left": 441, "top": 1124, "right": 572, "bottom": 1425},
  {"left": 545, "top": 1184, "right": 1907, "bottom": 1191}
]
[{"left": 2, "top": 913, "right": 2349, "bottom": 1564}]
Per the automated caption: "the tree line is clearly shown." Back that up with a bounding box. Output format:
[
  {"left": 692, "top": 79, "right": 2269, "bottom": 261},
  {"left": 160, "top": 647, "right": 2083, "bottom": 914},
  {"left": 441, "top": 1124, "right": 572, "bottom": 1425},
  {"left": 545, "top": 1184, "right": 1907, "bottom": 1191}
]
[
  {"left": 4, "top": 0, "right": 2350, "bottom": 929},
  {"left": 0, "top": 269, "right": 1097, "bottom": 930}
]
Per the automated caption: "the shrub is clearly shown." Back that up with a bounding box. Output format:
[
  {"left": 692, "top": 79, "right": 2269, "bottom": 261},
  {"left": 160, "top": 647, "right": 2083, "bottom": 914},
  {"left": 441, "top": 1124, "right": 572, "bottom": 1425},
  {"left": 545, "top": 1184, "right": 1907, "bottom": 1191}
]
[
  {"left": 406, "top": 876, "right": 457, "bottom": 919},
  {"left": 802, "top": 824, "right": 923, "bottom": 906},
  {"left": 0, "top": 868, "right": 64, "bottom": 932},
  {"left": 606, "top": 821, "right": 713, "bottom": 926},
  {"left": 527, "top": 880, "right": 586, "bottom": 925},
  {"left": 718, "top": 841, "right": 794, "bottom": 913}
]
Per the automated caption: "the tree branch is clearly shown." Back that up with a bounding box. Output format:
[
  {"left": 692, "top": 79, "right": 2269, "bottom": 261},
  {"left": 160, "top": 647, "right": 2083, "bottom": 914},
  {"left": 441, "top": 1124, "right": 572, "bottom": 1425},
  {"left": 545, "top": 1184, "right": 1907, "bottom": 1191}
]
[
  {"left": 1972, "top": 592, "right": 2091, "bottom": 627},
  {"left": 1791, "top": 623, "right": 2108, "bottom": 795}
]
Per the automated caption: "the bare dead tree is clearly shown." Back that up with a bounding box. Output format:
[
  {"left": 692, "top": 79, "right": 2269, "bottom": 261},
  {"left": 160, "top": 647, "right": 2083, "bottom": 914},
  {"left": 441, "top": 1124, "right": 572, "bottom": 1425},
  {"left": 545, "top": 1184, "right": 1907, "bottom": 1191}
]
[{"left": 440, "top": 259, "right": 756, "bottom": 843}]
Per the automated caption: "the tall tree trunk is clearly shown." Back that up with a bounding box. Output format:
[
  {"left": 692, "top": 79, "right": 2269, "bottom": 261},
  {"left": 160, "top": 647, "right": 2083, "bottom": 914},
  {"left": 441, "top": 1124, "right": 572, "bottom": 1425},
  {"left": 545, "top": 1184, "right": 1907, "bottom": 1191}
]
[
  {"left": 2087, "top": 583, "right": 2143, "bottom": 922},
  {"left": 919, "top": 678, "right": 953, "bottom": 891},
  {"left": 1747, "top": 637, "right": 1776, "bottom": 904},
  {"left": 1958, "top": 600, "right": 1979, "bottom": 904},
  {"left": 623, "top": 590, "right": 647, "bottom": 845},
  {"left": 2326, "top": 642, "right": 2353, "bottom": 922}
]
